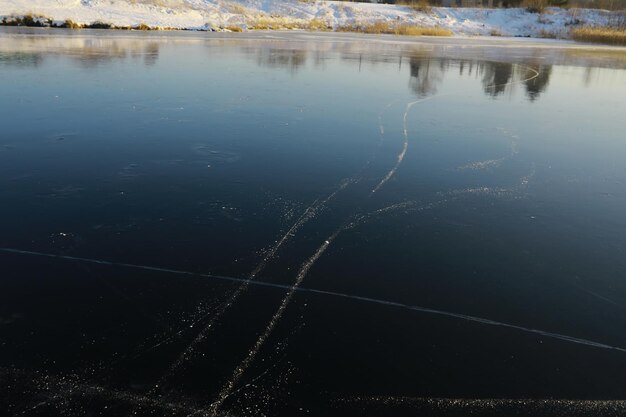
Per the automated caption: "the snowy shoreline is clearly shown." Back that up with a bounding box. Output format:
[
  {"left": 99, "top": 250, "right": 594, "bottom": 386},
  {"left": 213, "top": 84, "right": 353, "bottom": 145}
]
[{"left": 0, "top": 0, "right": 622, "bottom": 39}]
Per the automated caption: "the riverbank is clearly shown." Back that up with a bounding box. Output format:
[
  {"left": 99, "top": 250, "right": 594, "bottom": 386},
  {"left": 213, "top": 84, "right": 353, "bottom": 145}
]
[{"left": 1, "top": 0, "right": 624, "bottom": 42}]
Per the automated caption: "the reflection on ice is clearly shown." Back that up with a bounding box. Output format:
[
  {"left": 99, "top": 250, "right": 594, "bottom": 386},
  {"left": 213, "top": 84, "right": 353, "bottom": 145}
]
[
  {"left": 2, "top": 29, "right": 626, "bottom": 101},
  {"left": 2, "top": 28, "right": 626, "bottom": 417}
]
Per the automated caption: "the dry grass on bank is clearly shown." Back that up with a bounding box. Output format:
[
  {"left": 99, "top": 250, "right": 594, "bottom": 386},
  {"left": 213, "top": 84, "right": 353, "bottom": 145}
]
[
  {"left": 307, "top": 18, "right": 332, "bottom": 31},
  {"left": 337, "top": 21, "right": 452, "bottom": 36},
  {"left": 572, "top": 26, "right": 626, "bottom": 45},
  {"left": 396, "top": 25, "right": 452, "bottom": 36},
  {"left": 60, "top": 19, "right": 82, "bottom": 29},
  {"left": 248, "top": 15, "right": 332, "bottom": 31},
  {"left": 250, "top": 16, "right": 302, "bottom": 30}
]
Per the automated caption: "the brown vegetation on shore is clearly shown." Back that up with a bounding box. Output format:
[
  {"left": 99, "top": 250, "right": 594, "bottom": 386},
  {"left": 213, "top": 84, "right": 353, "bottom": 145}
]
[
  {"left": 337, "top": 21, "right": 452, "bottom": 36},
  {"left": 572, "top": 26, "right": 626, "bottom": 44}
]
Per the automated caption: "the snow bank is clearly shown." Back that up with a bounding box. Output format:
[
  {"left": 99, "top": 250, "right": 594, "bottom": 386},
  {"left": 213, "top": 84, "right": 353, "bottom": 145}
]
[{"left": 0, "top": 0, "right": 619, "bottom": 38}]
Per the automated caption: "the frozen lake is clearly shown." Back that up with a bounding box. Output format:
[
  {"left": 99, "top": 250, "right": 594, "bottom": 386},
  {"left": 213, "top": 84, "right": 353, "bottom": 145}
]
[{"left": 1, "top": 28, "right": 626, "bottom": 416}]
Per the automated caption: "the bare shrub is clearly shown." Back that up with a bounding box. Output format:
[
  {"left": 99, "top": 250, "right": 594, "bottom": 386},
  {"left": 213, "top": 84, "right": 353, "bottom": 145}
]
[
  {"left": 398, "top": 0, "right": 433, "bottom": 13},
  {"left": 521, "top": 0, "right": 549, "bottom": 13},
  {"left": 85, "top": 21, "right": 113, "bottom": 29},
  {"left": 0, "top": 14, "right": 52, "bottom": 27}
]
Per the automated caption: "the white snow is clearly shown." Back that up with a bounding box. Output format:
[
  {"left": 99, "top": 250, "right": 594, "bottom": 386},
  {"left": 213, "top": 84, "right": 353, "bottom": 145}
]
[{"left": 0, "top": 0, "right": 619, "bottom": 38}]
